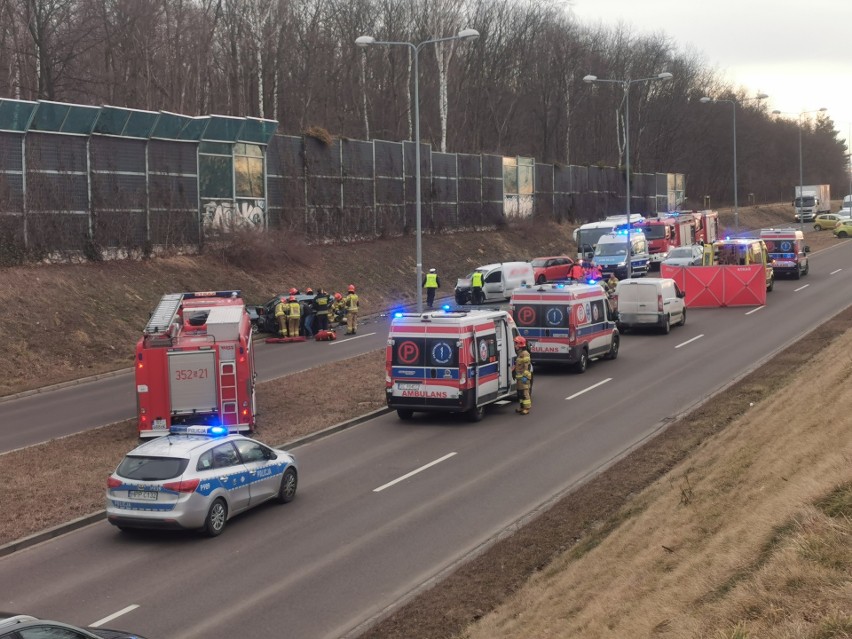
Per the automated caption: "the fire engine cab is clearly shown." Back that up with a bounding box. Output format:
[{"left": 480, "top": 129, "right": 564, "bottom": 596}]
[
  {"left": 510, "top": 283, "right": 619, "bottom": 373},
  {"left": 386, "top": 308, "right": 519, "bottom": 422},
  {"left": 135, "top": 290, "right": 257, "bottom": 438}
]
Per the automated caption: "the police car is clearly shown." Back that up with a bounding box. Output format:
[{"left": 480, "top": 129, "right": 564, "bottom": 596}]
[
  {"left": 0, "top": 613, "right": 146, "bottom": 638},
  {"left": 106, "top": 426, "right": 297, "bottom": 537}
]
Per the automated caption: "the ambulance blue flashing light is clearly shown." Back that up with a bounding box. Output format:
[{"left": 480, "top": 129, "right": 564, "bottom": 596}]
[
  {"left": 442, "top": 304, "right": 451, "bottom": 311},
  {"left": 170, "top": 425, "right": 229, "bottom": 437},
  {"left": 393, "top": 311, "right": 404, "bottom": 318}
]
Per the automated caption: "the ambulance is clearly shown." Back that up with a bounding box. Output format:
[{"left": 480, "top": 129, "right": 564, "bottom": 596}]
[
  {"left": 759, "top": 227, "right": 810, "bottom": 279},
  {"left": 135, "top": 290, "right": 257, "bottom": 437},
  {"left": 386, "top": 309, "right": 519, "bottom": 422},
  {"left": 509, "top": 283, "right": 619, "bottom": 373}
]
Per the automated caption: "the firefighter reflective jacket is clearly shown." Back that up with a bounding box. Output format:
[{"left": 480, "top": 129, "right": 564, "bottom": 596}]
[
  {"left": 345, "top": 293, "right": 359, "bottom": 312},
  {"left": 287, "top": 301, "right": 301, "bottom": 318},
  {"left": 314, "top": 293, "right": 330, "bottom": 315},
  {"left": 275, "top": 301, "right": 287, "bottom": 317},
  {"left": 514, "top": 349, "right": 532, "bottom": 390}
]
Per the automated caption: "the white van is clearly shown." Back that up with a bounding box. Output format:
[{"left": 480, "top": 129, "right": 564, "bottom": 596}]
[
  {"left": 593, "top": 229, "right": 650, "bottom": 279},
  {"left": 455, "top": 261, "right": 535, "bottom": 304},
  {"left": 613, "top": 277, "right": 686, "bottom": 334}
]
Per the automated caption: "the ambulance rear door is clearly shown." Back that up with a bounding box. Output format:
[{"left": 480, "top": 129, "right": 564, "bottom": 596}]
[{"left": 493, "top": 316, "right": 511, "bottom": 395}]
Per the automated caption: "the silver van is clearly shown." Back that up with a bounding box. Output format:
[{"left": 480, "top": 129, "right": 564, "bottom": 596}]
[{"left": 614, "top": 277, "right": 686, "bottom": 334}]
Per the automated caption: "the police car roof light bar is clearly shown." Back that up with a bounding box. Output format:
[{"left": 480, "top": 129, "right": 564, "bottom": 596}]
[{"left": 169, "top": 425, "right": 230, "bottom": 437}]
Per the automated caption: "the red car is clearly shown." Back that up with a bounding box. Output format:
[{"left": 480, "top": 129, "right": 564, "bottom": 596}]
[{"left": 530, "top": 255, "right": 575, "bottom": 284}]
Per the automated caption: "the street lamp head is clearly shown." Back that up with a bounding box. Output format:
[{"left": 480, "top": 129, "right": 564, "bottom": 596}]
[
  {"left": 756, "top": 93, "right": 769, "bottom": 99},
  {"left": 583, "top": 74, "right": 597, "bottom": 83},
  {"left": 457, "top": 28, "right": 480, "bottom": 41},
  {"left": 355, "top": 35, "right": 376, "bottom": 47},
  {"left": 699, "top": 97, "right": 712, "bottom": 103},
  {"left": 772, "top": 109, "right": 782, "bottom": 115},
  {"left": 657, "top": 72, "right": 673, "bottom": 80},
  {"left": 818, "top": 107, "right": 828, "bottom": 112}
]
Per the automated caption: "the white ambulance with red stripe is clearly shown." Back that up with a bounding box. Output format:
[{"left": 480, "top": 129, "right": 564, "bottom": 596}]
[
  {"left": 385, "top": 309, "right": 519, "bottom": 422},
  {"left": 509, "top": 283, "right": 619, "bottom": 373}
]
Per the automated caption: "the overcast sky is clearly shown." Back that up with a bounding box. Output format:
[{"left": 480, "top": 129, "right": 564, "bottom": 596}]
[{"left": 569, "top": 0, "right": 852, "bottom": 149}]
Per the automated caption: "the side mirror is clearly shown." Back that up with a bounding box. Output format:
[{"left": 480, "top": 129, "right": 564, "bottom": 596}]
[
  {"left": 677, "top": 290, "right": 685, "bottom": 298},
  {"left": 804, "top": 245, "right": 811, "bottom": 253}
]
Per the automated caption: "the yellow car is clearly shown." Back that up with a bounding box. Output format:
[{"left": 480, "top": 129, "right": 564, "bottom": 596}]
[
  {"left": 832, "top": 220, "right": 852, "bottom": 238},
  {"left": 813, "top": 213, "right": 844, "bottom": 231}
]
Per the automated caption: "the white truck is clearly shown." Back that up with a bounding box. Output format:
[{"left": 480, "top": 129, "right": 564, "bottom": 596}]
[{"left": 793, "top": 185, "right": 830, "bottom": 222}]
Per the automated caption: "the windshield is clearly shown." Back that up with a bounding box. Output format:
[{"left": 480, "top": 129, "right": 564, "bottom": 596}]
[
  {"left": 576, "top": 228, "right": 613, "bottom": 250},
  {"left": 530, "top": 259, "right": 548, "bottom": 268},
  {"left": 117, "top": 455, "right": 189, "bottom": 480},
  {"left": 641, "top": 225, "right": 667, "bottom": 240},
  {"left": 794, "top": 196, "right": 816, "bottom": 207},
  {"left": 595, "top": 242, "right": 627, "bottom": 257},
  {"left": 667, "top": 247, "right": 693, "bottom": 258}
]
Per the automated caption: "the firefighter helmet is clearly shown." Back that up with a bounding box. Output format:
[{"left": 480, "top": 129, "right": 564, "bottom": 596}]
[
  {"left": 348, "top": 284, "right": 356, "bottom": 292},
  {"left": 514, "top": 336, "right": 527, "bottom": 348},
  {"left": 334, "top": 292, "right": 343, "bottom": 300},
  {"left": 288, "top": 295, "right": 296, "bottom": 302},
  {"left": 305, "top": 287, "right": 314, "bottom": 294},
  {"left": 289, "top": 287, "right": 298, "bottom": 295}
]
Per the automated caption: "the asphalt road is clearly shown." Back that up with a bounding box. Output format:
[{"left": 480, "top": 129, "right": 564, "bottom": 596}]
[
  {"left": 0, "top": 313, "right": 396, "bottom": 453},
  {"left": 2, "top": 242, "right": 850, "bottom": 638}
]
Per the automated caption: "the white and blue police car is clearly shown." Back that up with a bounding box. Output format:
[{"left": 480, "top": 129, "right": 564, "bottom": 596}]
[{"left": 106, "top": 426, "right": 297, "bottom": 537}]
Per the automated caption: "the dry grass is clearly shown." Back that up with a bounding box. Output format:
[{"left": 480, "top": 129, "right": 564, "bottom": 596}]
[
  {"left": 462, "top": 334, "right": 852, "bottom": 639},
  {"left": 0, "top": 350, "right": 386, "bottom": 546}
]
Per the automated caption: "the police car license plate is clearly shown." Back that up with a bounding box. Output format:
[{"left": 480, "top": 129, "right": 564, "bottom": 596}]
[
  {"left": 398, "top": 383, "right": 421, "bottom": 390},
  {"left": 129, "top": 490, "right": 158, "bottom": 501},
  {"left": 152, "top": 419, "right": 167, "bottom": 431}
]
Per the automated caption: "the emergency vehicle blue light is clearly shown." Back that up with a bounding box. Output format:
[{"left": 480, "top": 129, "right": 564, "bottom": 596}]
[
  {"left": 587, "top": 279, "right": 597, "bottom": 284},
  {"left": 442, "top": 304, "right": 451, "bottom": 311},
  {"left": 393, "top": 311, "right": 404, "bottom": 318},
  {"left": 169, "top": 425, "right": 229, "bottom": 437}
]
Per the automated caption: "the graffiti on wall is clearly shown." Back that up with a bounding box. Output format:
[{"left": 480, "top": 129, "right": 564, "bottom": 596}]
[{"left": 202, "top": 199, "right": 266, "bottom": 231}]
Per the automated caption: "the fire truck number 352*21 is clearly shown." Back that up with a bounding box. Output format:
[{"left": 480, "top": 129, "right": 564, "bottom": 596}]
[{"left": 135, "top": 290, "right": 258, "bottom": 438}]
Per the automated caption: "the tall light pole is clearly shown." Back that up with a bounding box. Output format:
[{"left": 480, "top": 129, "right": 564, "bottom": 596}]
[
  {"left": 583, "top": 71, "right": 673, "bottom": 279},
  {"left": 699, "top": 93, "right": 769, "bottom": 234},
  {"left": 772, "top": 107, "right": 828, "bottom": 232},
  {"left": 356, "top": 29, "right": 480, "bottom": 312}
]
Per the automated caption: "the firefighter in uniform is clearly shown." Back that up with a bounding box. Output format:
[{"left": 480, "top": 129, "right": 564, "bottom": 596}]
[
  {"left": 423, "top": 268, "right": 440, "bottom": 308},
  {"left": 274, "top": 296, "right": 288, "bottom": 337},
  {"left": 344, "top": 284, "right": 359, "bottom": 334},
  {"left": 286, "top": 295, "right": 301, "bottom": 337},
  {"left": 471, "top": 270, "right": 484, "bottom": 305},
  {"left": 514, "top": 335, "right": 532, "bottom": 415},
  {"left": 313, "top": 288, "right": 331, "bottom": 332},
  {"left": 331, "top": 292, "right": 345, "bottom": 325},
  {"left": 606, "top": 272, "right": 619, "bottom": 294}
]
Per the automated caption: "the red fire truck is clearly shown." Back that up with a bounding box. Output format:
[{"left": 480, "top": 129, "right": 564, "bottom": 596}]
[
  {"left": 670, "top": 210, "right": 719, "bottom": 245},
  {"left": 135, "top": 290, "right": 257, "bottom": 438}
]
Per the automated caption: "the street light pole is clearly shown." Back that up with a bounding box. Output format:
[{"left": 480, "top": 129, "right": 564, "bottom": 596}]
[
  {"left": 699, "top": 93, "right": 768, "bottom": 234},
  {"left": 772, "top": 107, "right": 828, "bottom": 233},
  {"left": 583, "top": 72, "right": 673, "bottom": 279},
  {"left": 356, "top": 29, "right": 479, "bottom": 312}
]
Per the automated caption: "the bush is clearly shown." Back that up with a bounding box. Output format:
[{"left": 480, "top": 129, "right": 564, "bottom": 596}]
[{"left": 208, "top": 228, "right": 315, "bottom": 272}]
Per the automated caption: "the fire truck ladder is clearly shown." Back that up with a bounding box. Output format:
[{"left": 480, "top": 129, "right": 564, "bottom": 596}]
[{"left": 144, "top": 293, "right": 184, "bottom": 334}]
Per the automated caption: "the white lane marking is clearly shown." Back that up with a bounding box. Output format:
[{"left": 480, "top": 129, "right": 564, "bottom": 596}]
[
  {"left": 374, "top": 452, "right": 457, "bottom": 492},
  {"left": 794, "top": 284, "right": 809, "bottom": 292},
  {"left": 745, "top": 306, "right": 765, "bottom": 316},
  {"left": 830, "top": 268, "right": 843, "bottom": 275},
  {"left": 565, "top": 378, "right": 611, "bottom": 401},
  {"left": 90, "top": 605, "right": 140, "bottom": 627},
  {"left": 675, "top": 334, "right": 704, "bottom": 349},
  {"left": 328, "top": 331, "right": 376, "bottom": 345}
]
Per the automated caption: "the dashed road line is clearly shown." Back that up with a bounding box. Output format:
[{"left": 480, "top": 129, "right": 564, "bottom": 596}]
[
  {"left": 565, "top": 378, "right": 612, "bottom": 401},
  {"left": 675, "top": 334, "right": 704, "bottom": 349},
  {"left": 374, "top": 452, "right": 457, "bottom": 492},
  {"left": 90, "top": 605, "right": 139, "bottom": 628}
]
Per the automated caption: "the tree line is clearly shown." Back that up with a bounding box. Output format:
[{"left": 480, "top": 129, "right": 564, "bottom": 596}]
[{"left": 0, "top": 0, "right": 847, "bottom": 207}]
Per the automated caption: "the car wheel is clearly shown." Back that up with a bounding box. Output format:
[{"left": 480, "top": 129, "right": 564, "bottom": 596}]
[
  {"left": 276, "top": 467, "right": 298, "bottom": 504},
  {"left": 768, "top": 276, "right": 774, "bottom": 292},
  {"left": 455, "top": 293, "right": 466, "bottom": 305},
  {"left": 574, "top": 348, "right": 588, "bottom": 374},
  {"left": 203, "top": 498, "right": 228, "bottom": 537},
  {"left": 804, "top": 262, "right": 809, "bottom": 275},
  {"left": 251, "top": 323, "right": 259, "bottom": 335},
  {"left": 839, "top": 231, "right": 848, "bottom": 238},
  {"left": 661, "top": 314, "right": 671, "bottom": 335},
  {"left": 814, "top": 224, "right": 821, "bottom": 231},
  {"left": 396, "top": 409, "right": 414, "bottom": 420},
  {"left": 603, "top": 334, "right": 619, "bottom": 360},
  {"left": 679, "top": 308, "right": 687, "bottom": 326},
  {"left": 793, "top": 268, "right": 801, "bottom": 280},
  {"left": 466, "top": 404, "right": 485, "bottom": 422},
  {"left": 536, "top": 274, "right": 546, "bottom": 284}
]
